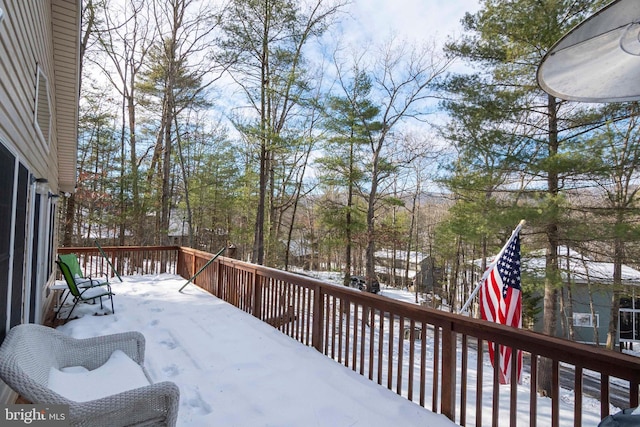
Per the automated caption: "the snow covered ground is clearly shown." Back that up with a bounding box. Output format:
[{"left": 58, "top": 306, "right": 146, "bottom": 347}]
[{"left": 55, "top": 274, "right": 456, "bottom": 427}]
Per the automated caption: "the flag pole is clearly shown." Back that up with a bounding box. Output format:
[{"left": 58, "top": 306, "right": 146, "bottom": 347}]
[
  {"left": 179, "top": 247, "right": 226, "bottom": 293},
  {"left": 95, "top": 240, "right": 123, "bottom": 282},
  {"left": 459, "top": 219, "right": 525, "bottom": 314}
]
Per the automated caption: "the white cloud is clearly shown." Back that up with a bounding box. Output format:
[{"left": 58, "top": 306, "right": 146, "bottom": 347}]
[{"left": 345, "top": 0, "right": 480, "bottom": 46}]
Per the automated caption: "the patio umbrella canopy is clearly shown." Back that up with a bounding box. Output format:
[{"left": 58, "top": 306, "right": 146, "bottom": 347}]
[{"left": 537, "top": 0, "right": 640, "bottom": 102}]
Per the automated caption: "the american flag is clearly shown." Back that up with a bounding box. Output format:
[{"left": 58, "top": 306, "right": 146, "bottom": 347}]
[{"left": 479, "top": 229, "right": 522, "bottom": 385}]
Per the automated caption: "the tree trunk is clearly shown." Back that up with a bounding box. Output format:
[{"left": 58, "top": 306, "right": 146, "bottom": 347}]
[
  {"left": 252, "top": 3, "right": 270, "bottom": 265},
  {"left": 160, "top": 96, "right": 173, "bottom": 246},
  {"left": 607, "top": 223, "right": 624, "bottom": 350},
  {"left": 253, "top": 140, "right": 267, "bottom": 265},
  {"left": 63, "top": 194, "right": 75, "bottom": 246},
  {"left": 127, "top": 88, "right": 142, "bottom": 244},
  {"left": 174, "top": 116, "right": 193, "bottom": 248},
  {"left": 562, "top": 248, "right": 574, "bottom": 340},
  {"left": 538, "top": 94, "right": 560, "bottom": 398},
  {"left": 365, "top": 145, "right": 381, "bottom": 292}
]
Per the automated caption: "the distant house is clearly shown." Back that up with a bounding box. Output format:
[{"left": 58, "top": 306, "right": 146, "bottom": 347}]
[
  {"left": 0, "top": 0, "right": 81, "bottom": 402},
  {"left": 374, "top": 249, "right": 442, "bottom": 291},
  {"left": 524, "top": 247, "right": 640, "bottom": 348},
  {"left": 288, "top": 239, "right": 314, "bottom": 269},
  {"left": 374, "top": 248, "right": 421, "bottom": 287},
  {"left": 167, "top": 209, "right": 190, "bottom": 245}
]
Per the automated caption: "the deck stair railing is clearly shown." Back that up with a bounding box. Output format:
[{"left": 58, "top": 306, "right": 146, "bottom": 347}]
[{"left": 58, "top": 245, "right": 640, "bottom": 427}]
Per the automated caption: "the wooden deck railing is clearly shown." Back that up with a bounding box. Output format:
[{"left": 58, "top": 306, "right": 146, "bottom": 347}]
[
  {"left": 58, "top": 245, "right": 640, "bottom": 426},
  {"left": 58, "top": 245, "right": 179, "bottom": 278}
]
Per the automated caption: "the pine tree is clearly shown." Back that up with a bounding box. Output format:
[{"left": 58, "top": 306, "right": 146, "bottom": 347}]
[{"left": 444, "top": 0, "right": 611, "bottom": 396}]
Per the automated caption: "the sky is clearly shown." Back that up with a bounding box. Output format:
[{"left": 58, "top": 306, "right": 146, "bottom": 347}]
[
  {"left": 346, "top": 0, "right": 480, "bottom": 46},
  {"left": 295, "top": 0, "right": 484, "bottom": 189},
  {"left": 52, "top": 271, "right": 612, "bottom": 427}
]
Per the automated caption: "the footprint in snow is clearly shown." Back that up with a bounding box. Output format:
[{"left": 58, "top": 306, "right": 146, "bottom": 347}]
[
  {"left": 162, "top": 364, "right": 180, "bottom": 377},
  {"left": 186, "top": 389, "right": 212, "bottom": 415},
  {"left": 159, "top": 339, "right": 177, "bottom": 350}
]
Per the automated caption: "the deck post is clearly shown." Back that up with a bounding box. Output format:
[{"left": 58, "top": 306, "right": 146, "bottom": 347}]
[
  {"left": 312, "top": 285, "right": 324, "bottom": 352},
  {"left": 189, "top": 250, "right": 195, "bottom": 279},
  {"left": 441, "top": 321, "right": 456, "bottom": 421},
  {"left": 252, "top": 271, "right": 262, "bottom": 320},
  {"left": 176, "top": 248, "right": 184, "bottom": 277}
]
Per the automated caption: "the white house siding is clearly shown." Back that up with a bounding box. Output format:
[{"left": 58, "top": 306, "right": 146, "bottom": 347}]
[{"left": 0, "top": 0, "right": 80, "bottom": 404}]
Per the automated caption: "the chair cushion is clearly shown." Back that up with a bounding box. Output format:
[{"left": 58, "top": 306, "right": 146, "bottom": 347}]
[
  {"left": 75, "top": 275, "right": 108, "bottom": 287},
  {"left": 80, "top": 286, "right": 112, "bottom": 300},
  {"left": 48, "top": 350, "right": 150, "bottom": 402}
]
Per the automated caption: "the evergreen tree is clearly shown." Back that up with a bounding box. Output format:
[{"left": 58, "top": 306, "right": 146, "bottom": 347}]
[
  {"left": 137, "top": 0, "right": 220, "bottom": 244},
  {"left": 318, "top": 70, "right": 376, "bottom": 286},
  {"left": 219, "top": 0, "right": 346, "bottom": 265},
  {"left": 444, "top": 0, "right": 612, "bottom": 395},
  {"left": 330, "top": 39, "right": 452, "bottom": 293},
  {"left": 581, "top": 105, "right": 640, "bottom": 348}
]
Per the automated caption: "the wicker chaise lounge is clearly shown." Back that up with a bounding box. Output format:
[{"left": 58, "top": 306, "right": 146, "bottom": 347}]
[{"left": 0, "top": 324, "right": 180, "bottom": 426}]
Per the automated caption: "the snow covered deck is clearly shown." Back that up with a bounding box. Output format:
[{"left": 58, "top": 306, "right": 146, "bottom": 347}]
[
  {"left": 55, "top": 274, "right": 457, "bottom": 427},
  {"left": 53, "top": 245, "right": 640, "bottom": 426}
]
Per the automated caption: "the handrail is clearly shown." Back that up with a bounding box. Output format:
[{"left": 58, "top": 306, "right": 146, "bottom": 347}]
[
  {"left": 58, "top": 246, "right": 179, "bottom": 278},
  {"left": 58, "top": 245, "right": 640, "bottom": 426}
]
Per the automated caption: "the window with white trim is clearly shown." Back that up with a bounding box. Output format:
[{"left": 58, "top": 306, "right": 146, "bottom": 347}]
[
  {"left": 34, "top": 67, "right": 51, "bottom": 148},
  {"left": 619, "top": 297, "right": 640, "bottom": 341},
  {"left": 572, "top": 312, "right": 598, "bottom": 328},
  {"left": 0, "top": 143, "right": 15, "bottom": 341}
]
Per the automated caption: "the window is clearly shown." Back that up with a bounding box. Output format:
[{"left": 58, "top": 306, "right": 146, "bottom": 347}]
[
  {"left": 34, "top": 68, "right": 51, "bottom": 148},
  {"left": 9, "top": 164, "right": 27, "bottom": 327},
  {"left": 619, "top": 297, "right": 640, "bottom": 342},
  {"left": 572, "top": 312, "right": 598, "bottom": 328},
  {"left": 47, "top": 196, "right": 55, "bottom": 278},
  {"left": 0, "top": 144, "right": 15, "bottom": 341},
  {"left": 29, "top": 195, "right": 41, "bottom": 323}
]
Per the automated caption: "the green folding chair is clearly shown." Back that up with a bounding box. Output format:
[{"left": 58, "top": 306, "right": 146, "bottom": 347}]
[
  {"left": 57, "top": 253, "right": 108, "bottom": 288},
  {"left": 56, "top": 259, "right": 115, "bottom": 321}
]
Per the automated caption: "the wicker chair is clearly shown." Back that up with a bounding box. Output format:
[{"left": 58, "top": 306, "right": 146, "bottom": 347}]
[{"left": 0, "top": 324, "right": 180, "bottom": 427}]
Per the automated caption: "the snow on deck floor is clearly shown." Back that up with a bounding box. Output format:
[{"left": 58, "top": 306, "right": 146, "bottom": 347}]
[{"left": 56, "top": 274, "right": 458, "bottom": 427}]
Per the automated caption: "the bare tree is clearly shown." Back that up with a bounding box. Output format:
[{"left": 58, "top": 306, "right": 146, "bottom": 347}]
[
  {"left": 139, "top": 0, "right": 225, "bottom": 244},
  {"left": 63, "top": 0, "right": 106, "bottom": 246},
  {"left": 220, "top": 0, "right": 346, "bottom": 265},
  {"left": 333, "top": 38, "right": 454, "bottom": 292},
  {"left": 93, "top": 0, "right": 155, "bottom": 244}
]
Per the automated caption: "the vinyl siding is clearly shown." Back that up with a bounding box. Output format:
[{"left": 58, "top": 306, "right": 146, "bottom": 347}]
[
  {"left": 0, "top": 0, "right": 80, "bottom": 403},
  {"left": 0, "top": 0, "right": 79, "bottom": 189},
  {"left": 0, "top": 0, "right": 53, "bottom": 175}
]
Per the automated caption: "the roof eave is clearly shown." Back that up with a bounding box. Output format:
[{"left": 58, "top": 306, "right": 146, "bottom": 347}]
[{"left": 52, "top": 0, "right": 80, "bottom": 194}]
